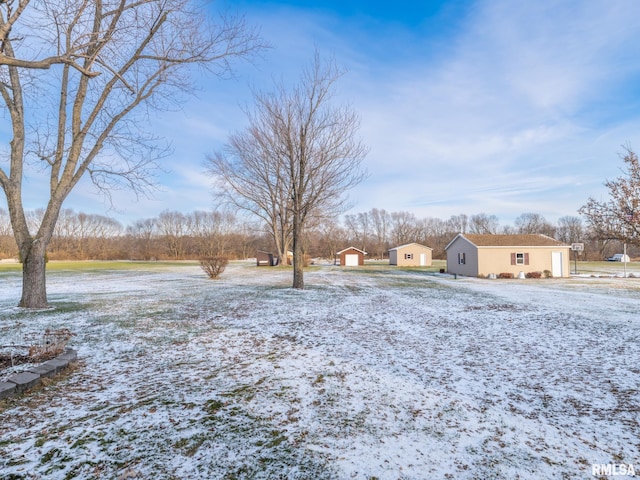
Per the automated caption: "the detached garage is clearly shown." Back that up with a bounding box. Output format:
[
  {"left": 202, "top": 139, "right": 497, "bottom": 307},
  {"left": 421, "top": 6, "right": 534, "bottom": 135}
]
[
  {"left": 335, "top": 247, "right": 367, "bottom": 266},
  {"left": 445, "top": 233, "right": 571, "bottom": 278}
]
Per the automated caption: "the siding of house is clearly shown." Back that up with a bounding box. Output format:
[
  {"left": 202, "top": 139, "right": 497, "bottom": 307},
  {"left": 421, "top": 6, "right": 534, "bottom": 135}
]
[
  {"left": 389, "top": 243, "right": 433, "bottom": 266},
  {"left": 445, "top": 236, "right": 480, "bottom": 276},
  {"left": 476, "top": 247, "right": 569, "bottom": 277}
]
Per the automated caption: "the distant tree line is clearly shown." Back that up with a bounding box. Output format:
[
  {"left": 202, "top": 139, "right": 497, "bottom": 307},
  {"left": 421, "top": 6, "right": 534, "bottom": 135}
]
[{"left": 0, "top": 207, "right": 637, "bottom": 262}]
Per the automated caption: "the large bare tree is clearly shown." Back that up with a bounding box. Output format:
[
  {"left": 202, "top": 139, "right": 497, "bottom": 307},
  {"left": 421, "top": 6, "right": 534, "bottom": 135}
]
[
  {"left": 209, "top": 54, "right": 367, "bottom": 288},
  {"left": 579, "top": 146, "right": 640, "bottom": 245},
  {"left": 468, "top": 213, "right": 500, "bottom": 234},
  {"left": 0, "top": 0, "right": 262, "bottom": 307},
  {"left": 514, "top": 212, "right": 555, "bottom": 237}
]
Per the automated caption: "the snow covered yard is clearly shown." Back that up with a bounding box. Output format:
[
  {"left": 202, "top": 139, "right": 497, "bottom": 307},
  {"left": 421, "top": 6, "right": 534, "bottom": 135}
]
[{"left": 0, "top": 262, "right": 638, "bottom": 479}]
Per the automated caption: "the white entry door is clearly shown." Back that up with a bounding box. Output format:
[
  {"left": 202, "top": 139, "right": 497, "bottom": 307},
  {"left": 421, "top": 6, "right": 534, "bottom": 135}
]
[
  {"left": 551, "top": 251, "right": 563, "bottom": 277},
  {"left": 420, "top": 253, "right": 427, "bottom": 266},
  {"left": 345, "top": 254, "right": 359, "bottom": 266}
]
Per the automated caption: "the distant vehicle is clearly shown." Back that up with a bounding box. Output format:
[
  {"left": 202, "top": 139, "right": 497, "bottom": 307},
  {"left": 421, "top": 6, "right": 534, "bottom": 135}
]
[{"left": 607, "top": 253, "right": 631, "bottom": 262}]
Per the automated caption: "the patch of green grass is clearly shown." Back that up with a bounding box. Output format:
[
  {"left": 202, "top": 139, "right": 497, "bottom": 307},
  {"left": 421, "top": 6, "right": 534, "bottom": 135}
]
[
  {"left": 572, "top": 260, "right": 640, "bottom": 275},
  {"left": 255, "top": 429, "right": 287, "bottom": 448},
  {"left": 41, "top": 447, "right": 63, "bottom": 464},
  {"left": 220, "top": 384, "right": 256, "bottom": 402},
  {"left": 34, "top": 435, "right": 48, "bottom": 448},
  {"left": 63, "top": 461, "right": 100, "bottom": 480},
  {"left": 174, "top": 434, "right": 208, "bottom": 457},
  {"left": 0, "top": 260, "right": 200, "bottom": 274},
  {"left": 204, "top": 399, "right": 225, "bottom": 415}
]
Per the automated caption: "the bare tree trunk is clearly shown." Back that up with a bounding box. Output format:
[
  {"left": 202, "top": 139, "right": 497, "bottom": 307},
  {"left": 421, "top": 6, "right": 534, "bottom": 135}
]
[
  {"left": 272, "top": 223, "right": 289, "bottom": 267},
  {"left": 292, "top": 215, "right": 304, "bottom": 289},
  {"left": 19, "top": 241, "right": 48, "bottom": 308}
]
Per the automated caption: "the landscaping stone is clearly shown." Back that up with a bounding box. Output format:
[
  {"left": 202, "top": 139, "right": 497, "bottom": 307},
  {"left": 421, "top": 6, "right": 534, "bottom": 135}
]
[
  {"left": 43, "top": 358, "right": 70, "bottom": 374},
  {"left": 28, "top": 363, "right": 58, "bottom": 378},
  {"left": 6, "top": 371, "right": 41, "bottom": 393},
  {"left": 1, "top": 349, "right": 78, "bottom": 400},
  {"left": 0, "top": 381, "right": 16, "bottom": 399},
  {"left": 57, "top": 349, "right": 77, "bottom": 362}
]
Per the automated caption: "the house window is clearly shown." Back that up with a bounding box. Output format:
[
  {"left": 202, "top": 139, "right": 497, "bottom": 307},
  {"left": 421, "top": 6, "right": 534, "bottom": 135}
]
[
  {"left": 404, "top": 253, "right": 413, "bottom": 260},
  {"left": 511, "top": 252, "right": 529, "bottom": 265},
  {"left": 458, "top": 252, "right": 466, "bottom": 264}
]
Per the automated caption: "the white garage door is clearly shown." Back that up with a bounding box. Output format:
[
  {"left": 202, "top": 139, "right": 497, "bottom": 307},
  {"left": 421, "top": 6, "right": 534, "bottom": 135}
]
[{"left": 345, "top": 254, "right": 359, "bottom": 266}]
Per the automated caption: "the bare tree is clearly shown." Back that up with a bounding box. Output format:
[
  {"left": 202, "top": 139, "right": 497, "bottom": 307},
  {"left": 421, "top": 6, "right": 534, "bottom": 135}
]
[
  {"left": 447, "top": 214, "right": 469, "bottom": 234},
  {"left": 415, "top": 216, "right": 449, "bottom": 258},
  {"left": 390, "top": 211, "right": 419, "bottom": 246},
  {"left": 579, "top": 146, "right": 640, "bottom": 246},
  {"left": 50, "top": 209, "right": 121, "bottom": 259},
  {"left": 468, "top": 213, "right": 500, "bottom": 234},
  {"left": 369, "top": 208, "right": 391, "bottom": 259},
  {"left": 514, "top": 212, "right": 555, "bottom": 237},
  {"left": 314, "top": 221, "right": 347, "bottom": 261},
  {"left": 209, "top": 54, "right": 368, "bottom": 288},
  {"left": 343, "top": 212, "right": 370, "bottom": 253},
  {"left": 0, "top": 0, "right": 263, "bottom": 307},
  {"left": 127, "top": 218, "right": 157, "bottom": 260},
  {"left": 156, "top": 210, "right": 188, "bottom": 259},
  {"left": 555, "top": 216, "right": 583, "bottom": 244},
  {"left": 189, "top": 209, "right": 235, "bottom": 257}
]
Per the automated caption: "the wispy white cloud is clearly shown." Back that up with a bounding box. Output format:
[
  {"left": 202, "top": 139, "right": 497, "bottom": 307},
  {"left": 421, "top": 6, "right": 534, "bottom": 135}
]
[
  {"left": 334, "top": 0, "right": 640, "bottom": 223},
  {"left": 8, "top": 0, "right": 640, "bottom": 228}
]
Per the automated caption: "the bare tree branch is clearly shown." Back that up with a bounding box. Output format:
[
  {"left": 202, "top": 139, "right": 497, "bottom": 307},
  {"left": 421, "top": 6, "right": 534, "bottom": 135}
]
[
  {"left": 579, "top": 146, "right": 640, "bottom": 245},
  {"left": 0, "top": 0, "right": 265, "bottom": 307}
]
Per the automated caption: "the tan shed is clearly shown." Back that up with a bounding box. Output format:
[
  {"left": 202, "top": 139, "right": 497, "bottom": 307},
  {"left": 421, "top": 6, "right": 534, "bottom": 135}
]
[
  {"left": 445, "top": 233, "right": 571, "bottom": 278},
  {"left": 335, "top": 247, "right": 367, "bottom": 266},
  {"left": 389, "top": 243, "right": 433, "bottom": 267}
]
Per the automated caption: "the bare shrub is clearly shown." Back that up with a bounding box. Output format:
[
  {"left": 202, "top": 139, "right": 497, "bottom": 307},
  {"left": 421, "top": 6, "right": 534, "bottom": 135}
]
[
  {"left": 498, "top": 272, "right": 514, "bottom": 279},
  {"left": 26, "top": 328, "right": 75, "bottom": 360},
  {"left": 525, "top": 271, "right": 542, "bottom": 279},
  {"left": 543, "top": 269, "right": 552, "bottom": 278},
  {"left": 199, "top": 256, "right": 229, "bottom": 279},
  {"left": 2, "top": 328, "right": 76, "bottom": 369}
]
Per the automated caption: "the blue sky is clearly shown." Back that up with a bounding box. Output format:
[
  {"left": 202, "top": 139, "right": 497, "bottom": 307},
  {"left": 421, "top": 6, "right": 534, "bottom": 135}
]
[{"left": 10, "top": 0, "right": 640, "bottom": 227}]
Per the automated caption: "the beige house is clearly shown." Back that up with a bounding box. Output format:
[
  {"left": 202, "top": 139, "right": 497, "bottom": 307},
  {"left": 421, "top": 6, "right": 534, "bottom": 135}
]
[
  {"left": 445, "top": 234, "right": 571, "bottom": 278},
  {"left": 389, "top": 243, "right": 433, "bottom": 267}
]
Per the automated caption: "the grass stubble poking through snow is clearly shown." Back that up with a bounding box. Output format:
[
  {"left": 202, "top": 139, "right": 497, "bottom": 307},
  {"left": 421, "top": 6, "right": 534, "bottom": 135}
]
[{"left": 0, "top": 261, "right": 639, "bottom": 479}]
